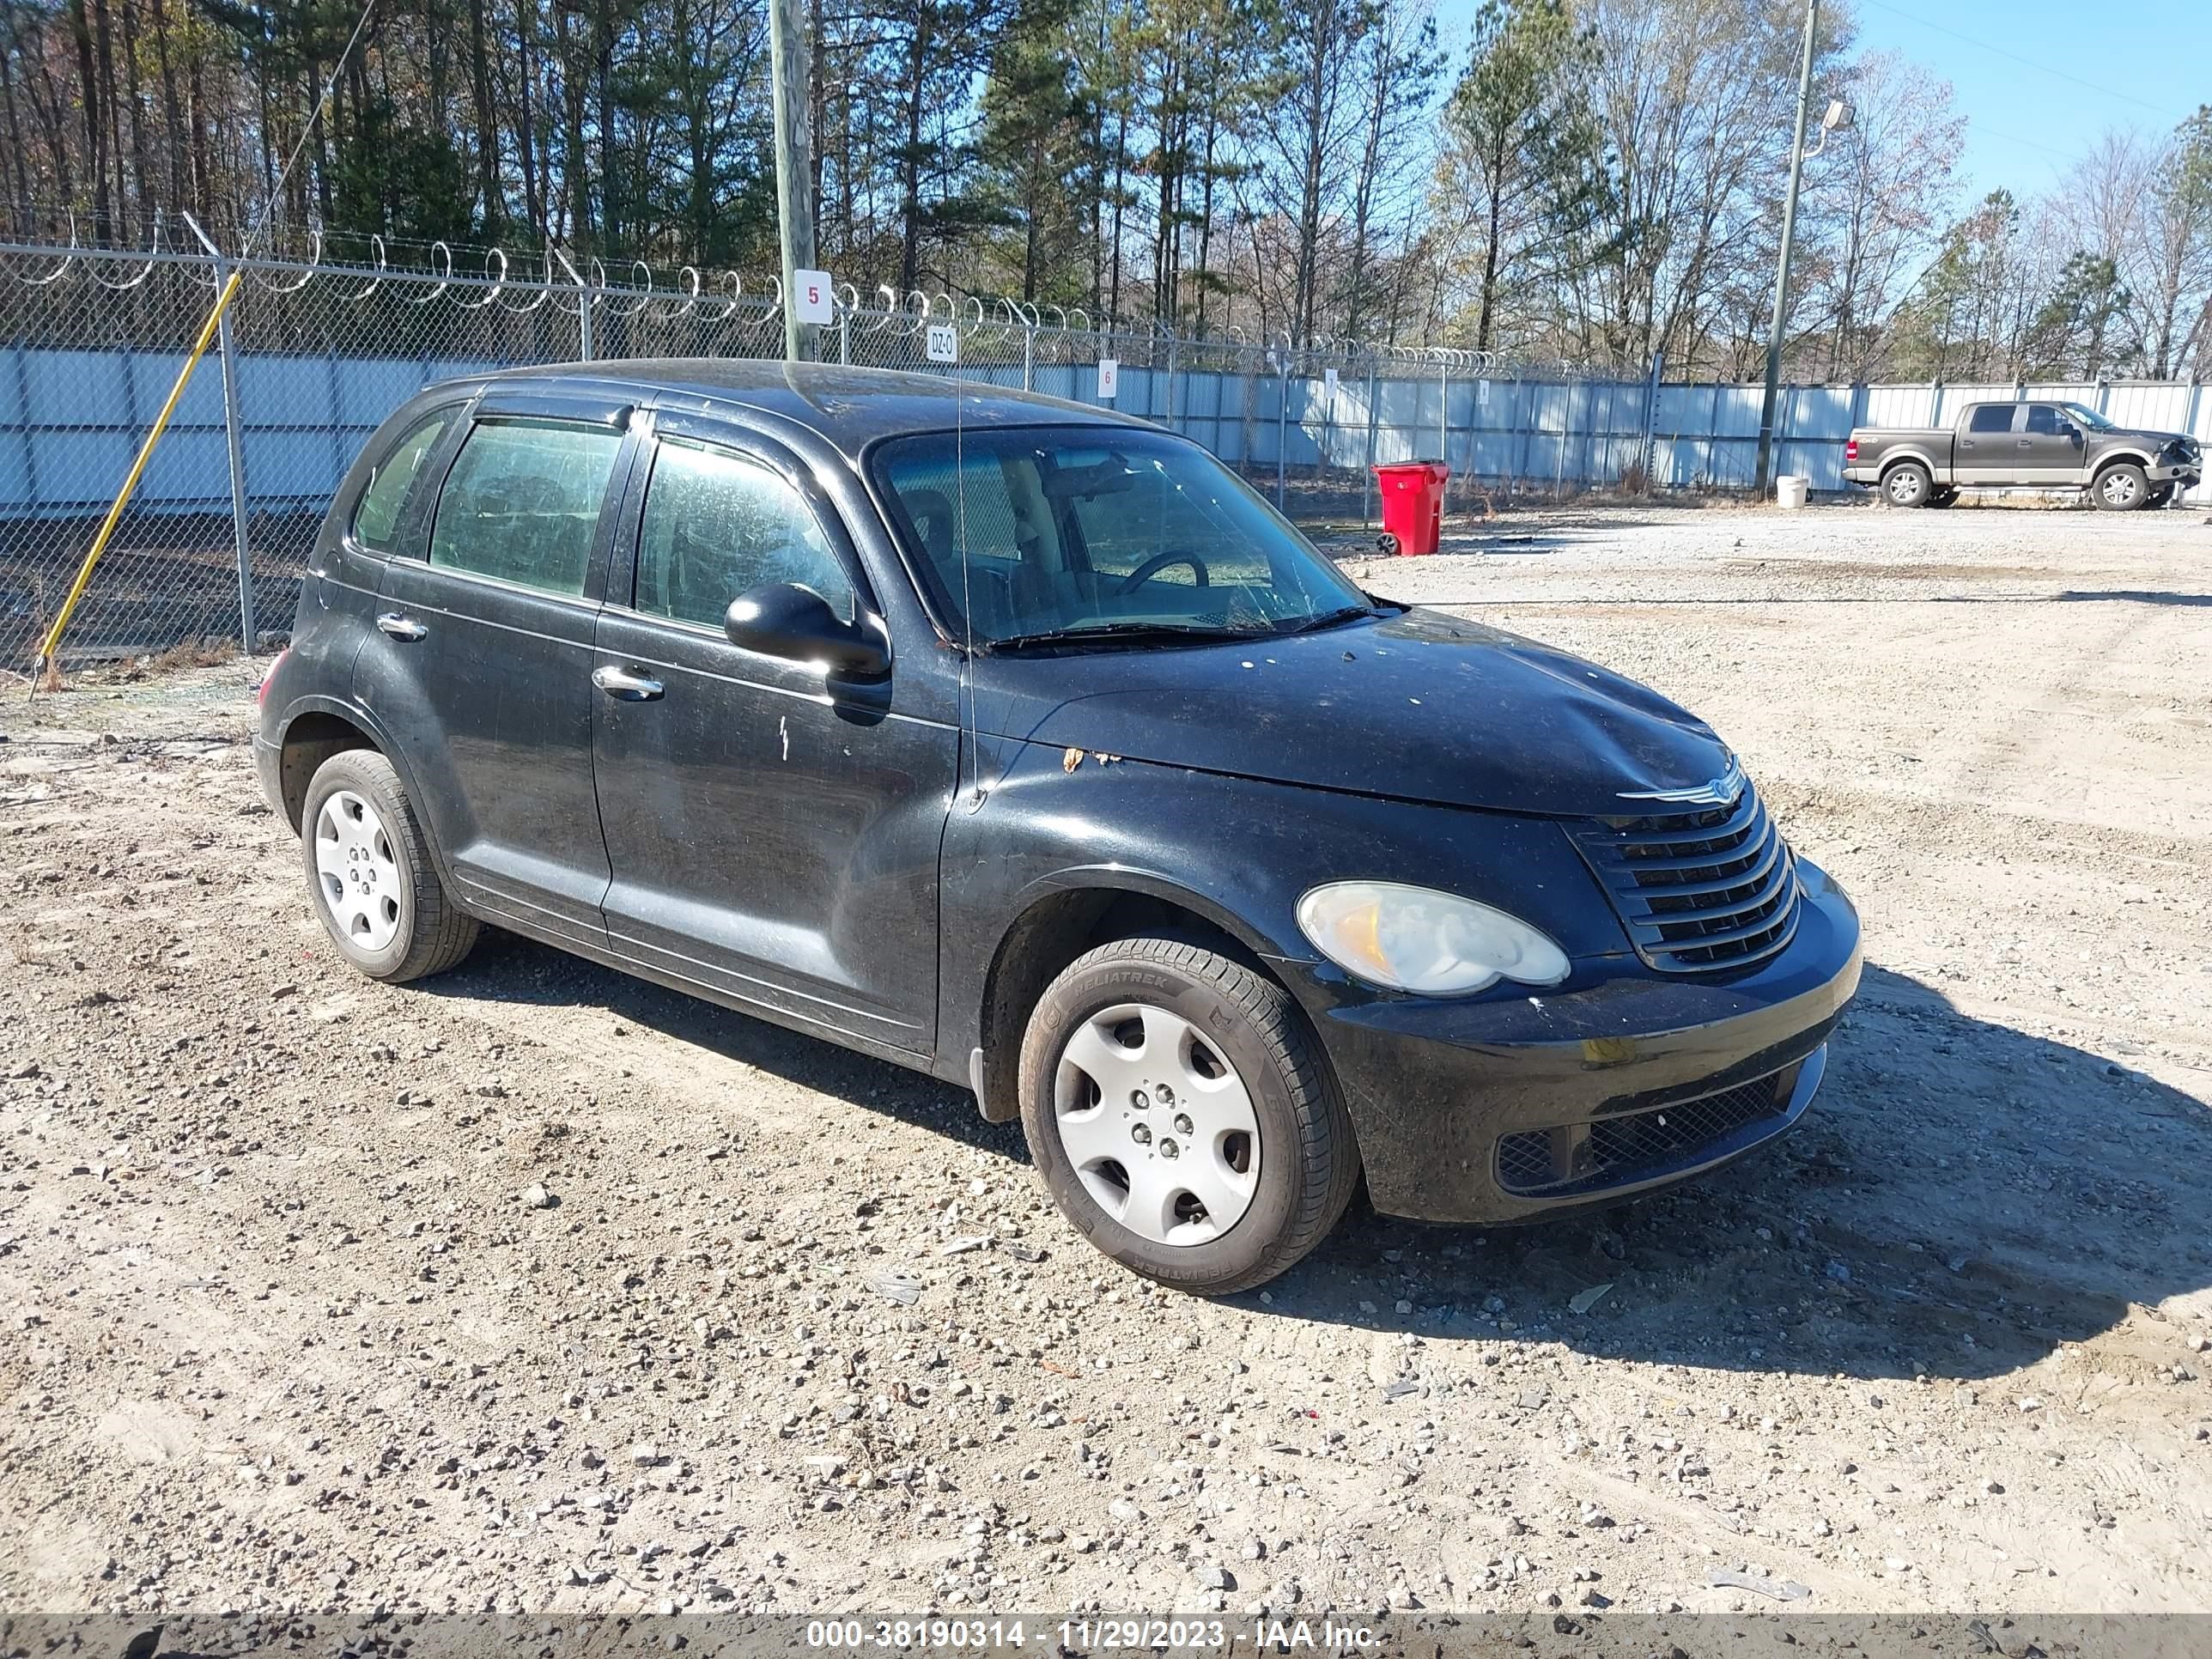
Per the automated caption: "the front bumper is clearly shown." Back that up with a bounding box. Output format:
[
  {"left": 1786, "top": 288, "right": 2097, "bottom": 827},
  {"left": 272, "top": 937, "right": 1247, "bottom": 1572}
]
[{"left": 1314, "top": 858, "right": 1862, "bottom": 1224}]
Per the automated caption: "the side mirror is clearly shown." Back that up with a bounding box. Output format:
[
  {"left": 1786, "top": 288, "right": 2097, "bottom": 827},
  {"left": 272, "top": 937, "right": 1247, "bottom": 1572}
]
[{"left": 725, "top": 582, "right": 889, "bottom": 679}]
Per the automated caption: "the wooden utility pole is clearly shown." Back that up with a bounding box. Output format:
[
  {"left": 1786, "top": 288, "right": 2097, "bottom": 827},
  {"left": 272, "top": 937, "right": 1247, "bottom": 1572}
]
[{"left": 768, "top": 0, "right": 817, "bottom": 362}]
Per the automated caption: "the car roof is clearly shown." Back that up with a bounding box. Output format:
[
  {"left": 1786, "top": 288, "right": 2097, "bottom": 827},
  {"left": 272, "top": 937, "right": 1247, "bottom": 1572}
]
[{"left": 473, "top": 358, "right": 1146, "bottom": 455}]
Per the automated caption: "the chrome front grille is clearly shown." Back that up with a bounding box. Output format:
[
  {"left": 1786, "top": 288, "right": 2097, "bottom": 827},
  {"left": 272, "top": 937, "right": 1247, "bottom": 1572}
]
[{"left": 1570, "top": 781, "right": 1802, "bottom": 973}]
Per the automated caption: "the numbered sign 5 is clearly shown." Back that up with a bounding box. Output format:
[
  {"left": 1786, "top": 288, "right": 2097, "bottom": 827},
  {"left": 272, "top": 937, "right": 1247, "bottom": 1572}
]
[
  {"left": 793, "top": 269, "right": 835, "bottom": 325},
  {"left": 925, "top": 324, "right": 960, "bottom": 365},
  {"left": 1097, "top": 357, "right": 1120, "bottom": 400}
]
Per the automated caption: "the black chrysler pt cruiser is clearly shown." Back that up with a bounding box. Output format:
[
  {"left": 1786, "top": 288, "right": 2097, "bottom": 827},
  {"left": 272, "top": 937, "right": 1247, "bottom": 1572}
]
[{"left": 255, "top": 360, "right": 1862, "bottom": 1295}]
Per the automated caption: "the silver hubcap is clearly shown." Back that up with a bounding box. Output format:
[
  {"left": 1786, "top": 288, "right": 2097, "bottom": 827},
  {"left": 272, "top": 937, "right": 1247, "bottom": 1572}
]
[
  {"left": 2103, "top": 472, "right": 2136, "bottom": 505},
  {"left": 313, "top": 789, "right": 404, "bottom": 952},
  {"left": 1889, "top": 471, "right": 1923, "bottom": 503},
  {"left": 1053, "top": 1003, "right": 1261, "bottom": 1246}
]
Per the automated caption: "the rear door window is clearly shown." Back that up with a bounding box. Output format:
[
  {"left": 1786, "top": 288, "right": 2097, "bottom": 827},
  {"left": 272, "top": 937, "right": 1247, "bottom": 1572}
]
[
  {"left": 428, "top": 419, "right": 624, "bottom": 597},
  {"left": 1966, "top": 405, "right": 2016, "bottom": 434},
  {"left": 633, "top": 440, "right": 855, "bottom": 627},
  {"left": 351, "top": 414, "right": 449, "bottom": 550}
]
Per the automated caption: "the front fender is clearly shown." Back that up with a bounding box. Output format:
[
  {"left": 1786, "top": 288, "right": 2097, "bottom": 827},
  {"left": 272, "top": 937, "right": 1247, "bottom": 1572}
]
[
  {"left": 935, "top": 733, "right": 1627, "bottom": 1090},
  {"left": 2090, "top": 446, "right": 2156, "bottom": 471}
]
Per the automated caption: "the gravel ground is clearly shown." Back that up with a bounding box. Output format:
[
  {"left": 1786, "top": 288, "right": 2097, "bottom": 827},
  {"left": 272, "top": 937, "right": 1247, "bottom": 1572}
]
[{"left": 3, "top": 500, "right": 2209, "bottom": 1627}]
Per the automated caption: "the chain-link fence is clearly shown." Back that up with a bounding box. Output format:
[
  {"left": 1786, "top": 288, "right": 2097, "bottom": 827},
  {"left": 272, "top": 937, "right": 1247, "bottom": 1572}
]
[{"left": 9, "top": 233, "right": 2210, "bottom": 671}]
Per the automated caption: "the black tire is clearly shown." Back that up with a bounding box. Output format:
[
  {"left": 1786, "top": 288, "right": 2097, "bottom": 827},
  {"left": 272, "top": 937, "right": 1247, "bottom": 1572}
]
[
  {"left": 2093, "top": 462, "right": 2149, "bottom": 511},
  {"left": 1377, "top": 532, "right": 1401, "bottom": 556},
  {"left": 300, "top": 748, "right": 480, "bottom": 983},
  {"left": 1881, "top": 460, "right": 1933, "bottom": 508},
  {"left": 1018, "top": 937, "right": 1360, "bottom": 1295}
]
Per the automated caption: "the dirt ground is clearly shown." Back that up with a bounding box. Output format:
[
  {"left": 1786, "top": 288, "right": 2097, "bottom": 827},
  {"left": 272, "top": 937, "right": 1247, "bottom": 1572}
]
[{"left": 3, "top": 500, "right": 2209, "bottom": 1631}]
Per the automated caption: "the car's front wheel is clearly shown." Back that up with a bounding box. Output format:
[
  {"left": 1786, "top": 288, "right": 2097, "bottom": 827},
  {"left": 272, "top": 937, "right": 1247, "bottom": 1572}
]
[
  {"left": 301, "top": 748, "right": 480, "bottom": 983},
  {"left": 1018, "top": 937, "right": 1359, "bottom": 1295}
]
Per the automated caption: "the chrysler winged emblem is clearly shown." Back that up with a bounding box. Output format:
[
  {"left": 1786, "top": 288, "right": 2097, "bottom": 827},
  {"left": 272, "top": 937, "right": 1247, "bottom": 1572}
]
[{"left": 1619, "top": 758, "right": 1744, "bottom": 808}]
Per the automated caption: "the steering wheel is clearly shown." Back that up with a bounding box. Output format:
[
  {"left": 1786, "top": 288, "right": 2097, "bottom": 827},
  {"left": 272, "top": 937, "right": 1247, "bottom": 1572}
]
[{"left": 1115, "top": 550, "right": 1211, "bottom": 594}]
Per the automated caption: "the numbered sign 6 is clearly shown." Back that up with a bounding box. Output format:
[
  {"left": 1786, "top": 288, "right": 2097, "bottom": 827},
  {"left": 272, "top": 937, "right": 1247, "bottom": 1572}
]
[
  {"left": 1097, "top": 357, "right": 1120, "bottom": 400},
  {"left": 925, "top": 324, "right": 960, "bottom": 365}
]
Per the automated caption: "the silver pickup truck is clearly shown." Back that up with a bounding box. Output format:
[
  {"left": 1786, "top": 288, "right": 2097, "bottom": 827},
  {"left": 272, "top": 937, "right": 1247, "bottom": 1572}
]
[{"left": 1843, "top": 399, "right": 2202, "bottom": 510}]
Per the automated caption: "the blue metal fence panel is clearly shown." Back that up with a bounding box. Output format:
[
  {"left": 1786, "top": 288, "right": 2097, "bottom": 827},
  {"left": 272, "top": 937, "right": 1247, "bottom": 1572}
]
[{"left": 6, "top": 345, "right": 2208, "bottom": 515}]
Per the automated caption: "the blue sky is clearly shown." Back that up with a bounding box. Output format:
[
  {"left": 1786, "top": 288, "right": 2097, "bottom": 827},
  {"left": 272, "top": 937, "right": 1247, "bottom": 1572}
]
[{"left": 1426, "top": 0, "right": 2210, "bottom": 202}]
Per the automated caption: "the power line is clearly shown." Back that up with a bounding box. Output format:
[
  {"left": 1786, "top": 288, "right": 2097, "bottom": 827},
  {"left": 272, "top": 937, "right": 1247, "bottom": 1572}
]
[
  {"left": 242, "top": 0, "right": 379, "bottom": 259},
  {"left": 1972, "top": 125, "right": 2083, "bottom": 163},
  {"left": 1856, "top": 0, "right": 2186, "bottom": 123}
]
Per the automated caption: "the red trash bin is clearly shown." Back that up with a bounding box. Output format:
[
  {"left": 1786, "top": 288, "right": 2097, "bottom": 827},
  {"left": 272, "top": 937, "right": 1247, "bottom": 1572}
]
[{"left": 1373, "top": 459, "right": 1449, "bottom": 556}]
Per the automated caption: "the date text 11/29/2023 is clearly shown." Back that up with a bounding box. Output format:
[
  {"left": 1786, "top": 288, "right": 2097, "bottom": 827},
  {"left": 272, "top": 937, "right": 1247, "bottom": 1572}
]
[{"left": 803, "top": 1619, "right": 1382, "bottom": 1651}]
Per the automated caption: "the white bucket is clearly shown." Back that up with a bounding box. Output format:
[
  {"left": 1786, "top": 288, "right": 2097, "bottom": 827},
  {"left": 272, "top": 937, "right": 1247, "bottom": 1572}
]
[{"left": 1775, "top": 475, "right": 1810, "bottom": 510}]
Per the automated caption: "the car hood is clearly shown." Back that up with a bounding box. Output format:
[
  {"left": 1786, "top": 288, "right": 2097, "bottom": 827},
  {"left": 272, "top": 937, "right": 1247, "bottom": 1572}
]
[
  {"left": 2104, "top": 425, "right": 2196, "bottom": 449},
  {"left": 968, "top": 607, "right": 1735, "bottom": 817}
]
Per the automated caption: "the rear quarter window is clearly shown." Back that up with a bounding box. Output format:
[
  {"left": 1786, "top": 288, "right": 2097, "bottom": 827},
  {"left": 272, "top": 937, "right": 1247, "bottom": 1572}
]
[
  {"left": 350, "top": 415, "right": 449, "bottom": 550},
  {"left": 428, "top": 419, "right": 624, "bottom": 597},
  {"left": 1967, "top": 405, "right": 2015, "bottom": 434}
]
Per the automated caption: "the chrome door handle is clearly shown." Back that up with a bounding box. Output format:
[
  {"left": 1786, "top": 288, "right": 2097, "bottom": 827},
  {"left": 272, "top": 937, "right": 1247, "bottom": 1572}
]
[
  {"left": 592, "top": 665, "right": 665, "bottom": 702},
  {"left": 376, "top": 612, "right": 428, "bottom": 641}
]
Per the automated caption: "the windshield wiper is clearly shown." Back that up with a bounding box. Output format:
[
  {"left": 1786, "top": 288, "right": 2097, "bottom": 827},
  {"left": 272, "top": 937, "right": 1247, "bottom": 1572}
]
[
  {"left": 1272, "top": 605, "right": 1377, "bottom": 635},
  {"left": 982, "top": 621, "right": 1261, "bottom": 653}
]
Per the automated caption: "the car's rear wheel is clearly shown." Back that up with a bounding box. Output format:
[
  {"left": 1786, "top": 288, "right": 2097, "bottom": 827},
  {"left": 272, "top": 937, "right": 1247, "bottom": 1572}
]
[
  {"left": 301, "top": 749, "right": 480, "bottom": 983},
  {"left": 1018, "top": 936, "right": 1359, "bottom": 1295},
  {"left": 2094, "top": 462, "right": 2149, "bottom": 510},
  {"left": 1882, "top": 460, "right": 1933, "bottom": 507}
]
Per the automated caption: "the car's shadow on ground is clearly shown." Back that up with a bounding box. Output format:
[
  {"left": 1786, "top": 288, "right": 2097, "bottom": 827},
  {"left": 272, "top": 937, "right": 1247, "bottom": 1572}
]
[
  {"left": 425, "top": 929, "right": 1019, "bottom": 1158},
  {"left": 433, "top": 938, "right": 2209, "bottom": 1384},
  {"left": 1261, "top": 963, "right": 2212, "bottom": 1383},
  {"left": 2056, "top": 589, "right": 2212, "bottom": 607}
]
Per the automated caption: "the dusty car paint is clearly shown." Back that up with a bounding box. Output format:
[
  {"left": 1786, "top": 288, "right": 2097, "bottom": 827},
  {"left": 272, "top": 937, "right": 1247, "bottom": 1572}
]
[{"left": 259, "top": 360, "right": 1862, "bottom": 1228}]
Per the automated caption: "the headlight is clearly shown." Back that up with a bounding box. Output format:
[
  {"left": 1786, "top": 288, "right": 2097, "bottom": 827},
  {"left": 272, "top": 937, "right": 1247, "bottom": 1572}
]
[{"left": 1296, "top": 881, "right": 1571, "bottom": 995}]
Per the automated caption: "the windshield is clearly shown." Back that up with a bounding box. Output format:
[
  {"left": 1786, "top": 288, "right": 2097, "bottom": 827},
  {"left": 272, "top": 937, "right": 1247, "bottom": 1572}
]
[
  {"left": 2058, "top": 401, "right": 2116, "bottom": 431},
  {"left": 872, "top": 426, "right": 1370, "bottom": 646}
]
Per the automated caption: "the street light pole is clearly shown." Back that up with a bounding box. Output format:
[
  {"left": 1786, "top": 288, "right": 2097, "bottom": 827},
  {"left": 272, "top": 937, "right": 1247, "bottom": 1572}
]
[
  {"left": 768, "top": 0, "right": 817, "bottom": 362},
  {"left": 1753, "top": 0, "right": 1820, "bottom": 496}
]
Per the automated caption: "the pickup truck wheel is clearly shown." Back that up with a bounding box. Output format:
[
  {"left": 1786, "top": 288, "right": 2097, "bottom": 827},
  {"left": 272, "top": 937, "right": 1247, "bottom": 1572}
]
[
  {"left": 1018, "top": 937, "right": 1360, "bottom": 1296},
  {"left": 1882, "top": 460, "right": 1933, "bottom": 507},
  {"left": 2094, "top": 463, "right": 2149, "bottom": 511}
]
